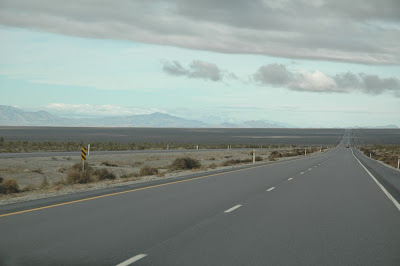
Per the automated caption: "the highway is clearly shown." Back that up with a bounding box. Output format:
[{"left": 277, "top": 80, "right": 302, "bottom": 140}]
[{"left": 1, "top": 137, "right": 400, "bottom": 265}]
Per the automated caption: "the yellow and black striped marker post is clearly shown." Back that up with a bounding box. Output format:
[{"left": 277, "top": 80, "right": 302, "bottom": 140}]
[
  {"left": 81, "top": 147, "right": 87, "bottom": 171},
  {"left": 81, "top": 147, "right": 87, "bottom": 161}
]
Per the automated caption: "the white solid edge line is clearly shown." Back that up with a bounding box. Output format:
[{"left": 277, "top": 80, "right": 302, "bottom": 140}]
[
  {"left": 351, "top": 149, "right": 400, "bottom": 212},
  {"left": 224, "top": 204, "right": 242, "bottom": 213},
  {"left": 288, "top": 178, "right": 293, "bottom": 181},
  {"left": 116, "top": 254, "right": 148, "bottom": 266},
  {"left": 267, "top": 187, "right": 275, "bottom": 191}
]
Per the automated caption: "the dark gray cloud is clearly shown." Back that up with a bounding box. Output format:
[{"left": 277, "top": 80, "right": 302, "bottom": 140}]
[
  {"left": 162, "top": 60, "right": 222, "bottom": 81},
  {"left": 254, "top": 64, "right": 400, "bottom": 96},
  {"left": 253, "top": 64, "right": 292, "bottom": 85},
  {"left": 360, "top": 74, "right": 400, "bottom": 95},
  {"left": 162, "top": 61, "right": 188, "bottom": 76},
  {"left": 0, "top": 0, "right": 399, "bottom": 64}
]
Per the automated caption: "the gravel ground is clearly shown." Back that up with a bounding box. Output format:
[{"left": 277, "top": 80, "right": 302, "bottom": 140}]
[{"left": 0, "top": 148, "right": 325, "bottom": 205}]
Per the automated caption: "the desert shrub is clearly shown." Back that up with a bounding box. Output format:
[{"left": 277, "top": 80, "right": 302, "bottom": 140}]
[
  {"left": 66, "top": 163, "right": 94, "bottom": 184},
  {"left": 57, "top": 167, "right": 67, "bottom": 173},
  {"left": 23, "top": 184, "right": 37, "bottom": 192},
  {"left": 32, "top": 169, "right": 43, "bottom": 174},
  {"left": 93, "top": 169, "right": 116, "bottom": 180},
  {"left": 132, "top": 161, "right": 144, "bottom": 167},
  {"left": 221, "top": 158, "right": 252, "bottom": 166},
  {"left": 209, "top": 163, "right": 217, "bottom": 169},
  {"left": 67, "top": 169, "right": 93, "bottom": 184},
  {"left": 139, "top": 166, "right": 159, "bottom": 176},
  {"left": 40, "top": 177, "right": 49, "bottom": 189},
  {"left": 270, "top": 151, "right": 282, "bottom": 157},
  {"left": 120, "top": 172, "right": 139, "bottom": 179},
  {"left": 170, "top": 157, "right": 201, "bottom": 170},
  {"left": 255, "top": 156, "right": 263, "bottom": 161},
  {"left": 156, "top": 172, "right": 166, "bottom": 177},
  {"left": 100, "top": 161, "right": 118, "bottom": 167},
  {"left": 1, "top": 179, "right": 20, "bottom": 194}
]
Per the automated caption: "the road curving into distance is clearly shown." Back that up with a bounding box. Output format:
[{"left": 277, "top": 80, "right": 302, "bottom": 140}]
[{"left": 0, "top": 131, "right": 399, "bottom": 265}]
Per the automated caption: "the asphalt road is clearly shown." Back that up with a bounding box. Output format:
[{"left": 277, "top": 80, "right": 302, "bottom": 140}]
[{"left": 1, "top": 139, "right": 400, "bottom": 265}]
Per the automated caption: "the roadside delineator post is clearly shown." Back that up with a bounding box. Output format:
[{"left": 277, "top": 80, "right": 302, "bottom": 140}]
[
  {"left": 81, "top": 147, "right": 87, "bottom": 171},
  {"left": 196, "top": 145, "right": 199, "bottom": 150},
  {"left": 370, "top": 153, "right": 372, "bottom": 159},
  {"left": 398, "top": 158, "right": 400, "bottom": 170},
  {"left": 305, "top": 148, "right": 307, "bottom": 156},
  {"left": 253, "top": 149, "right": 256, "bottom": 164},
  {"left": 167, "top": 145, "right": 169, "bottom": 150},
  {"left": 87, "top": 144, "right": 90, "bottom": 156}
]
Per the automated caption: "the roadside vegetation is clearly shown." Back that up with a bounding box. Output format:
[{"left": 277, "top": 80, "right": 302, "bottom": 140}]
[
  {"left": 0, "top": 146, "right": 330, "bottom": 198},
  {"left": 0, "top": 138, "right": 298, "bottom": 153},
  {"left": 360, "top": 145, "right": 400, "bottom": 169},
  {"left": 0, "top": 177, "right": 20, "bottom": 194}
]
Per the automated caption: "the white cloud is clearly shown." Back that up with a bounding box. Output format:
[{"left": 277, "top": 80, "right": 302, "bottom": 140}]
[
  {"left": 44, "top": 103, "right": 164, "bottom": 118},
  {"left": 290, "top": 70, "right": 338, "bottom": 92}
]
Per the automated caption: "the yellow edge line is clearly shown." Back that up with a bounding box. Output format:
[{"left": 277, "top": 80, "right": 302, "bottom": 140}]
[{"left": 0, "top": 163, "right": 268, "bottom": 218}]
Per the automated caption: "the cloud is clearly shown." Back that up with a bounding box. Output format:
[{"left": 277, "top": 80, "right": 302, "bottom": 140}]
[
  {"left": 253, "top": 64, "right": 292, "bottom": 85},
  {"left": 254, "top": 64, "right": 400, "bottom": 96},
  {"left": 0, "top": 0, "right": 399, "bottom": 64},
  {"left": 44, "top": 103, "right": 163, "bottom": 118},
  {"left": 162, "top": 60, "right": 222, "bottom": 81},
  {"left": 291, "top": 70, "right": 338, "bottom": 92}
]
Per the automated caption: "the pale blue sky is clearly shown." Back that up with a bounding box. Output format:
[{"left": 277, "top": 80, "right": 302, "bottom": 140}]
[{"left": 1, "top": 0, "right": 400, "bottom": 127}]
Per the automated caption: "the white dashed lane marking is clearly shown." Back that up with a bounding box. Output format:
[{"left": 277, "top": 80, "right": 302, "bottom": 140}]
[
  {"left": 116, "top": 254, "right": 148, "bottom": 266},
  {"left": 224, "top": 205, "right": 242, "bottom": 213}
]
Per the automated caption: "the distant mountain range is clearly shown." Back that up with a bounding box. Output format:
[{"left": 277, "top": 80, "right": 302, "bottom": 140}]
[
  {"left": 0, "top": 105, "right": 293, "bottom": 128},
  {"left": 351, "top": 125, "right": 399, "bottom": 129}
]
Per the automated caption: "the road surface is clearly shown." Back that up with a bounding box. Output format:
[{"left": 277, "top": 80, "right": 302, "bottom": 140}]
[{"left": 1, "top": 138, "right": 399, "bottom": 265}]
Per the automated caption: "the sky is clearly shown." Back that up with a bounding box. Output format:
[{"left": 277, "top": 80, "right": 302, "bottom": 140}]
[{"left": 0, "top": 0, "right": 400, "bottom": 127}]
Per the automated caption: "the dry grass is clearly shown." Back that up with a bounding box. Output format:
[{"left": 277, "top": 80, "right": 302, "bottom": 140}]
[
  {"left": 93, "top": 169, "right": 116, "bottom": 180},
  {"left": 66, "top": 163, "right": 94, "bottom": 184},
  {"left": 221, "top": 158, "right": 252, "bottom": 166},
  {"left": 139, "top": 166, "right": 159, "bottom": 176},
  {"left": 360, "top": 145, "right": 400, "bottom": 168},
  {"left": 170, "top": 157, "right": 201, "bottom": 170},
  {"left": 100, "top": 161, "right": 118, "bottom": 167},
  {"left": 1, "top": 178, "right": 20, "bottom": 194},
  {"left": 32, "top": 168, "right": 44, "bottom": 174},
  {"left": 40, "top": 177, "right": 49, "bottom": 189}
]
